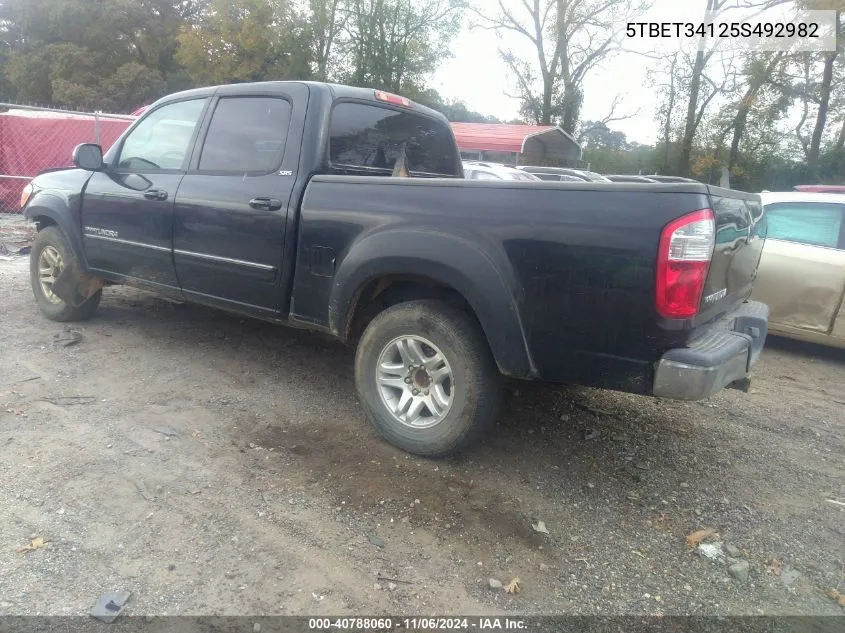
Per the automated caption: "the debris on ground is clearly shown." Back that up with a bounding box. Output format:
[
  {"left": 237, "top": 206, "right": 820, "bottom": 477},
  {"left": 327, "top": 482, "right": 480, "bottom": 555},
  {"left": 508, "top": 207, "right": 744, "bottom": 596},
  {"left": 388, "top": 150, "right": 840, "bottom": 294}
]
[
  {"left": 826, "top": 499, "right": 845, "bottom": 508},
  {"left": 531, "top": 521, "right": 550, "bottom": 535},
  {"left": 685, "top": 528, "right": 717, "bottom": 549},
  {"left": 504, "top": 577, "right": 521, "bottom": 594},
  {"left": 376, "top": 574, "right": 412, "bottom": 585},
  {"left": 573, "top": 402, "right": 613, "bottom": 417},
  {"left": 89, "top": 591, "right": 131, "bottom": 623},
  {"left": 41, "top": 396, "right": 96, "bottom": 406},
  {"left": 367, "top": 533, "right": 384, "bottom": 548},
  {"left": 53, "top": 330, "right": 82, "bottom": 347},
  {"left": 825, "top": 589, "right": 845, "bottom": 607},
  {"left": 697, "top": 542, "right": 725, "bottom": 563},
  {"left": 16, "top": 537, "right": 47, "bottom": 553},
  {"left": 765, "top": 556, "right": 783, "bottom": 576},
  {"left": 153, "top": 428, "right": 179, "bottom": 438},
  {"left": 583, "top": 428, "right": 601, "bottom": 441},
  {"left": 488, "top": 578, "right": 502, "bottom": 590},
  {"left": 728, "top": 560, "right": 750, "bottom": 583},
  {"left": 0, "top": 375, "right": 39, "bottom": 388},
  {"left": 780, "top": 565, "right": 801, "bottom": 588}
]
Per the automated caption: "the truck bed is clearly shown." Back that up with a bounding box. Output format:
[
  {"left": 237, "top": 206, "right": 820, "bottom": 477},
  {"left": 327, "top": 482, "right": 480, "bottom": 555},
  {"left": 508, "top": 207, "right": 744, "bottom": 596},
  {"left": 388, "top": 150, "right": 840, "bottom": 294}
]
[{"left": 291, "top": 177, "right": 765, "bottom": 391}]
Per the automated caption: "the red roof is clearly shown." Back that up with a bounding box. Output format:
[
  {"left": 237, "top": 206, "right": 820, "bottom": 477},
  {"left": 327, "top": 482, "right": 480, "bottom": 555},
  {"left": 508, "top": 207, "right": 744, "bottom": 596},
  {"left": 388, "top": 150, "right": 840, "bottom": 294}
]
[
  {"left": 450, "top": 123, "right": 556, "bottom": 153},
  {"left": 794, "top": 184, "right": 845, "bottom": 193}
]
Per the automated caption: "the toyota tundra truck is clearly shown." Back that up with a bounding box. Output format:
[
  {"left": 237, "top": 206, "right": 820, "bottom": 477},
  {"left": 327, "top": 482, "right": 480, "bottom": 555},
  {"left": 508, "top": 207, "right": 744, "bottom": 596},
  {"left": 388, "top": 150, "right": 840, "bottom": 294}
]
[{"left": 20, "top": 81, "right": 770, "bottom": 457}]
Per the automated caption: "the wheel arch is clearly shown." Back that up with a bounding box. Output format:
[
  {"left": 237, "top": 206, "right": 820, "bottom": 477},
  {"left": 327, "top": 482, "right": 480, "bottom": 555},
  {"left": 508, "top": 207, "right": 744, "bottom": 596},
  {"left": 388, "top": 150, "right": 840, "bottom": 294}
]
[
  {"left": 24, "top": 197, "right": 88, "bottom": 270},
  {"left": 331, "top": 230, "right": 536, "bottom": 379}
]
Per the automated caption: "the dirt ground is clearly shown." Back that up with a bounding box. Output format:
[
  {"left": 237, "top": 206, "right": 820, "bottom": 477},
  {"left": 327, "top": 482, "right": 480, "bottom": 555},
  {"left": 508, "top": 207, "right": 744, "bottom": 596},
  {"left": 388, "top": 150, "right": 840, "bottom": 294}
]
[{"left": 1, "top": 215, "right": 844, "bottom": 618}]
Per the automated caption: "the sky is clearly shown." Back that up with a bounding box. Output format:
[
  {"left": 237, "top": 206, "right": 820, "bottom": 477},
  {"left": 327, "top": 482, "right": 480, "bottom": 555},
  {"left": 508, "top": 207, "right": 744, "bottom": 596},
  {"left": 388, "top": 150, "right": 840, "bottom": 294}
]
[{"left": 431, "top": 0, "right": 829, "bottom": 145}]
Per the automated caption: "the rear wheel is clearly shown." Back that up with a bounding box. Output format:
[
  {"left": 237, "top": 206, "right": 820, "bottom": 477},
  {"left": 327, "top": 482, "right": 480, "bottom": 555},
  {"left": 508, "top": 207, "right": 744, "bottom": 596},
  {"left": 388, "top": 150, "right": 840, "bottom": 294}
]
[
  {"left": 354, "top": 299, "right": 501, "bottom": 457},
  {"left": 30, "top": 226, "right": 101, "bottom": 322}
]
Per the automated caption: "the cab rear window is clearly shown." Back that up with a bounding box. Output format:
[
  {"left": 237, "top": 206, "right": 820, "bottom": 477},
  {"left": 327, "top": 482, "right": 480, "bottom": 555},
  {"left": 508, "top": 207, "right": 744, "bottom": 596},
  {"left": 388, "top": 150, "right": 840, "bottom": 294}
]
[{"left": 328, "top": 103, "right": 459, "bottom": 177}]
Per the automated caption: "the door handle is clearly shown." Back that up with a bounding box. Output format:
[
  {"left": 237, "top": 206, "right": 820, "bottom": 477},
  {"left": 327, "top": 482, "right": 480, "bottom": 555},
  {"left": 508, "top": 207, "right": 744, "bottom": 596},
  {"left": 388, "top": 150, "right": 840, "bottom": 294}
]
[
  {"left": 144, "top": 189, "right": 168, "bottom": 201},
  {"left": 249, "top": 197, "right": 282, "bottom": 211}
]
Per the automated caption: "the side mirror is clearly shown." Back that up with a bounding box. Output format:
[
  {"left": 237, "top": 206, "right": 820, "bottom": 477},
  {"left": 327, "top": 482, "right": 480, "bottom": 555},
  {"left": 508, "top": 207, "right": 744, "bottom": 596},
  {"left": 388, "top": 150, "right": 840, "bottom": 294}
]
[{"left": 72, "top": 143, "right": 104, "bottom": 171}]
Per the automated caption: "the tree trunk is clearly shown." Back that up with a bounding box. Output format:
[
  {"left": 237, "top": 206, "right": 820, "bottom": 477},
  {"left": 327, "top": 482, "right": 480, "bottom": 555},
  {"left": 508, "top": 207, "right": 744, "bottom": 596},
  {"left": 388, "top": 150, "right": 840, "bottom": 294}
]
[
  {"left": 661, "top": 56, "right": 677, "bottom": 173},
  {"left": 729, "top": 53, "right": 783, "bottom": 172},
  {"left": 679, "top": 49, "right": 706, "bottom": 177},
  {"left": 541, "top": 77, "right": 553, "bottom": 126},
  {"left": 560, "top": 83, "right": 581, "bottom": 134},
  {"left": 836, "top": 117, "right": 845, "bottom": 152},
  {"left": 808, "top": 51, "right": 837, "bottom": 166}
]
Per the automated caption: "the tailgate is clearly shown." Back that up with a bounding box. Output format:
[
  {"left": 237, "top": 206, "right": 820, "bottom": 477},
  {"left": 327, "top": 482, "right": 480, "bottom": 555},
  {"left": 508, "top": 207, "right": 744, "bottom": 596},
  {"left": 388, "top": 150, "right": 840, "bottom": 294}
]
[{"left": 698, "top": 187, "right": 765, "bottom": 319}]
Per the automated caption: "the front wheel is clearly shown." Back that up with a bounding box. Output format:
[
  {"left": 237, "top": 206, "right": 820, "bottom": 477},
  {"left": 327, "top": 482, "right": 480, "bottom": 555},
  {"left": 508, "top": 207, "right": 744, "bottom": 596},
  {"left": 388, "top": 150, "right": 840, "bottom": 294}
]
[
  {"left": 29, "top": 226, "right": 101, "bottom": 322},
  {"left": 354, "top": 299, "right": 501, "bottom": 457}
]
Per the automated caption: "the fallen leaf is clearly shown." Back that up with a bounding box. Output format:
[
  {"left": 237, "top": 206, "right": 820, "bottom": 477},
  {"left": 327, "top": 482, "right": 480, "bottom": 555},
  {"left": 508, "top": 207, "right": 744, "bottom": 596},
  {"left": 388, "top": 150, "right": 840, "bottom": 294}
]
[
  {"left": 17, "top": 537, "right": 47, "bottom": 553},
  {"left": 824, "top": 589, "right": 845, "bottom": 607},
  {"left": 685, "top": 528, "right": 716, "bottom": 549},
  {"left": 532, "top": 521, "right": 550, "bottom": 535},
  {"left": 504, "top": 577, "right": 520, "bottom": 594}
]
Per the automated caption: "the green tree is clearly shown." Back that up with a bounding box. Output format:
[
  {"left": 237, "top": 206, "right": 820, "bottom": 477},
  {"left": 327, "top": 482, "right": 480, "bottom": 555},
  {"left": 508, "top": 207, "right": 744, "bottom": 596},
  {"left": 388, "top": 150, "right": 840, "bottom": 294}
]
[
  {"left": 411, "top": 88, "right": 502, "bottom": 122},
  {"left": 0, "top": 0, "right": 193, "bottom": 110},
  {"left": 339, "top": 0, "right": 465, "bottom": 95},
  {"left": 176, "top": 0, "right": 312, "bottom": 85}
]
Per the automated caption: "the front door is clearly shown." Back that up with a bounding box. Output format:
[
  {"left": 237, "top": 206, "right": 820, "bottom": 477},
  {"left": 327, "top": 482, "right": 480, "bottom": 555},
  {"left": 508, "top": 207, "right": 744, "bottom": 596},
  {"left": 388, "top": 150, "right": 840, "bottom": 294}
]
[
  {"left": 172, "top": 87, "right": 306, "bottom": 316},
  {"left": 82, "top": 98, "right": 208, "bottom": 291}
]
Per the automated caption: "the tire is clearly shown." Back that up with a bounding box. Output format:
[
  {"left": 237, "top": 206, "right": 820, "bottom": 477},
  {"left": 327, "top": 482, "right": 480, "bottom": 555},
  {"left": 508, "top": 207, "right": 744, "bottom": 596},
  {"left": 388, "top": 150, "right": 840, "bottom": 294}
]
[
  {"left": 29, "top": 226, "right": 102, "bottom": 322},
  {"left": 354, "top": 299, "right": 501, "bottom": 457}
]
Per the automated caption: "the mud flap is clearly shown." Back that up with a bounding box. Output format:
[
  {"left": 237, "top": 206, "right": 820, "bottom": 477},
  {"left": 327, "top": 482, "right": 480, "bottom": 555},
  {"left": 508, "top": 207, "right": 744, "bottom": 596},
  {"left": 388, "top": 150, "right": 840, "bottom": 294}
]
[{"left": 52, "top": 259, "right": 104, "bottom": 307}]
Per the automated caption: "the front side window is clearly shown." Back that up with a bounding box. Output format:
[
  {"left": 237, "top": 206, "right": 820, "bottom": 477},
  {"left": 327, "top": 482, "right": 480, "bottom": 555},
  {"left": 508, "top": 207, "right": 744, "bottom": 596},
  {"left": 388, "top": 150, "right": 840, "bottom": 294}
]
[
  {"left": 117, "top": 99, "right": 207, "bottom": 171},
  {"left": 764, "top": 202, "right": 843, "bottom": 248},
  {"left": 329, "top": 103, "right": 459, "bottom": 177},
  {"left": 199, "top": 97, "right": 292, "bottom": 173}
]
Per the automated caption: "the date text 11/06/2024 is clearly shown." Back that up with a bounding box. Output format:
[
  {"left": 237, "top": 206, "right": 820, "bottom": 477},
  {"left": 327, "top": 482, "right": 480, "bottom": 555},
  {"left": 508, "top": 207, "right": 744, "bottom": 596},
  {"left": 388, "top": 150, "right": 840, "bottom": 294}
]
[{"left": 308, "top": 618, "right": 527, "bottom": 630}]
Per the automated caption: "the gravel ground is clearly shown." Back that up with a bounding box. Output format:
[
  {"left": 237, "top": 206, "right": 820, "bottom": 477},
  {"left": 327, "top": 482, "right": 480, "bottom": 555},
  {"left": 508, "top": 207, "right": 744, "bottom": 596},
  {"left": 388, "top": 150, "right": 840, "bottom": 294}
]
[{"left": 1, "top": 215, "right": 844, "bottom": 618}]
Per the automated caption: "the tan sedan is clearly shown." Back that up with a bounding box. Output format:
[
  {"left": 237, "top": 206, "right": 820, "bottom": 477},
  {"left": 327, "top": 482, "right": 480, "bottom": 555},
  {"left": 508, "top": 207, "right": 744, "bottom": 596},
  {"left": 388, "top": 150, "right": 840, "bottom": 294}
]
[{"left": 750, "top": 191, "right": 845, "bottom": 348}]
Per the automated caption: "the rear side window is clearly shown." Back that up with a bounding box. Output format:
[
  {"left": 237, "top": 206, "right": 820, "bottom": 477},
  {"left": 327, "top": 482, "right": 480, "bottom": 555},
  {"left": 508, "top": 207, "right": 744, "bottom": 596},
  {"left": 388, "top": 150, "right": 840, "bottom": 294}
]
[
  {"left": 764, "top": 202, "right": 843, "bottom": 248},
  {"left": 329, "top": 103, "right": 459, "bottom": 177},
  {"left": 199, "top": 97, "right": 292, "bottom": 173}
]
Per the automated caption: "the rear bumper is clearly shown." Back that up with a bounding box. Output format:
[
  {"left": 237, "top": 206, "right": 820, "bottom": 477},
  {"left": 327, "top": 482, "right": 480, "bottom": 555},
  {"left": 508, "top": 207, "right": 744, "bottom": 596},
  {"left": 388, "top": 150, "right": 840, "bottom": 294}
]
[{"left": 653, "top": 300, "right": 769, "bottom": 401}]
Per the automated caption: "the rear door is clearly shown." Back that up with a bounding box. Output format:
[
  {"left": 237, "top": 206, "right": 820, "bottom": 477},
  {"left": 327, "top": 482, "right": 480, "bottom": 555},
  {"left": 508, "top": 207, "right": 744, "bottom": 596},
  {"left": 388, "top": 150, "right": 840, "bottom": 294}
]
[
  {"left": 172, "top": 84, "right": 308, "bottom": 317},
  {"left": 750, "top": 200, "right": 845, "bottom": 335}
]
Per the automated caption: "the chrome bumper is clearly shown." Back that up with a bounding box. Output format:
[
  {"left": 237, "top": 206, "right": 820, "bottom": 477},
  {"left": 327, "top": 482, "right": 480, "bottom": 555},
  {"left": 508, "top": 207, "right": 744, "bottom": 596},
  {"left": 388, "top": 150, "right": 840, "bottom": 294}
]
[{"left": 653, "top": 301, "right": 769, "bottom": 401}]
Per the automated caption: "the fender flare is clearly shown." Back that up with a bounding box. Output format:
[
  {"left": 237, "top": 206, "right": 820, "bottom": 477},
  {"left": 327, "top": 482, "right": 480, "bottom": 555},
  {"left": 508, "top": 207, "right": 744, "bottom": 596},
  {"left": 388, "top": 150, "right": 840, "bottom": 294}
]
[
  {"left": 24, "top": 195, "right": 88, "bottom": 270},
  {"left": 331, "top": 229, "right": 536, "bottom": 378}
]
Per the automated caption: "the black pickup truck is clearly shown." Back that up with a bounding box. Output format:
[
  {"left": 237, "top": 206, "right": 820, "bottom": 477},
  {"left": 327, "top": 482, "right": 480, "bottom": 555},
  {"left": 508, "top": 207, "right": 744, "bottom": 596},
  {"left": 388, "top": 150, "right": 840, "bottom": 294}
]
[{"left": 20, "top": 81, "right": 770, "bottom": 457}]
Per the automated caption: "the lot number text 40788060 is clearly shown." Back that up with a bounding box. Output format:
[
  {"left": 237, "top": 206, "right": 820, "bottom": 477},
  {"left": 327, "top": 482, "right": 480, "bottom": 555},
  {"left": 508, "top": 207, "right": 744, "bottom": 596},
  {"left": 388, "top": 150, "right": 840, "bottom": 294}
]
[{"left": 308, "top": 617, "right": 527, "bottom": 630}]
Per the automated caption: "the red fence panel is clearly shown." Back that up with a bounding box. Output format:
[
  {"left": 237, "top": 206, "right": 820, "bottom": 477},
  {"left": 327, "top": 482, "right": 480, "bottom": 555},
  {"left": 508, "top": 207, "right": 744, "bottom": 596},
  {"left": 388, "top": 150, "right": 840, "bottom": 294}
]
[{"left": 0, "top": 111, "right": 133, "bottom": 212}]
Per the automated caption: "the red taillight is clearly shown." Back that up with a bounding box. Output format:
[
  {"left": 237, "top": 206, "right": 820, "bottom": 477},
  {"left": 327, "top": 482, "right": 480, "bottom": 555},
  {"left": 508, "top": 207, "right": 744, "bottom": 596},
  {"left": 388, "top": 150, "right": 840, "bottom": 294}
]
[
  {"left": 374, "top": 90, "right": 412, "bottom": 108},
  {"left": 656, "top": 208, "right": 715, "bottom": 319}
]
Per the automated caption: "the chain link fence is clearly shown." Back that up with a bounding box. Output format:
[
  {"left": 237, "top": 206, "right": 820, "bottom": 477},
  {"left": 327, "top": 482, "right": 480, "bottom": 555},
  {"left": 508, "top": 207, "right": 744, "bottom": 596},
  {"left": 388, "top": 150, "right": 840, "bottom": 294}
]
[{"left": 0, "top": 103, "right": 135, "bottom": 213}]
